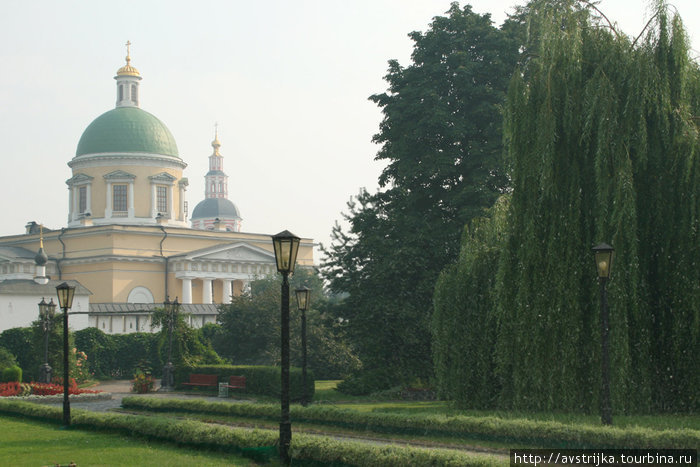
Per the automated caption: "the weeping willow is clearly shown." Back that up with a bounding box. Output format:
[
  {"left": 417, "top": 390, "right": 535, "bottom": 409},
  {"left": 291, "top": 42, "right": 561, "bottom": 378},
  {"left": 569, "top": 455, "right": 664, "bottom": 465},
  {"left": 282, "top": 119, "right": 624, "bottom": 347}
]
[{"left": 433, "top": 0, "right": 699, "bottom": 413}]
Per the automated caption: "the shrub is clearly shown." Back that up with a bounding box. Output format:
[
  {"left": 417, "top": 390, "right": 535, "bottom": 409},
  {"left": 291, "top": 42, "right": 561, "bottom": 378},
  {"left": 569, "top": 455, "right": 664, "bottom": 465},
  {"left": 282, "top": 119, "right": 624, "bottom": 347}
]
[
  {"left": 0, "top": 347, "right": 17, "bottom": 372},
  {"left": 337, "top": 368, "right": 397, "bottom": 396},
  {"left": 1, "top": 366, "right": 22, "bottom": 383},
  {"left": 131, "top": 371, "right": 156, "bottom": 394}
]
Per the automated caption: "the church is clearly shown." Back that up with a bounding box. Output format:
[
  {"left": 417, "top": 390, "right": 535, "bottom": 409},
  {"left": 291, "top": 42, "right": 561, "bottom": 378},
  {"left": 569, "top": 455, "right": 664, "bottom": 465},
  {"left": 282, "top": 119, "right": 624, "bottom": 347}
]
[{"left": 0, "top": 45, "right": 314, "bottom": 333}]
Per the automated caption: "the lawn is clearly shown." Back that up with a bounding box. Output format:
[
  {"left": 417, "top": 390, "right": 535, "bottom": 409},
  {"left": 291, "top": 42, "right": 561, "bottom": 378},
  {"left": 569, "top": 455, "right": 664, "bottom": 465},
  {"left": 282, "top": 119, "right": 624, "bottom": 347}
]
[
  {"left": 0, "top": 415, "right": 258, "bottom": 466},
  {"left": 316, "top": 381, "right": 700, "bottom": 431}
]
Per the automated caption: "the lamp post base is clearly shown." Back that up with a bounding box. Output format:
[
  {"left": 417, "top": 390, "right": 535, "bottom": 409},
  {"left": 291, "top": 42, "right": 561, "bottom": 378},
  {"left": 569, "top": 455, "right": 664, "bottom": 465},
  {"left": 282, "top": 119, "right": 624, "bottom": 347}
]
[
  {"left": 159, "top": 362, "right": 174, "bottom": 391},
  {"left": 38, "top": 363, "right": 53, "bottom": 384}
]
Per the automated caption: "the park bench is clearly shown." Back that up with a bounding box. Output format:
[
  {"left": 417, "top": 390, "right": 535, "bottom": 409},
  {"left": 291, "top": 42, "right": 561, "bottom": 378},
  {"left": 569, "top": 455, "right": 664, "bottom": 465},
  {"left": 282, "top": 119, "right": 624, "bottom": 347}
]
[
  {"left": 181, "top": 373, "right": 218, "bottom": 389},
  {"left": 222, "top": 375, "right": 246, "bottom": 390}
]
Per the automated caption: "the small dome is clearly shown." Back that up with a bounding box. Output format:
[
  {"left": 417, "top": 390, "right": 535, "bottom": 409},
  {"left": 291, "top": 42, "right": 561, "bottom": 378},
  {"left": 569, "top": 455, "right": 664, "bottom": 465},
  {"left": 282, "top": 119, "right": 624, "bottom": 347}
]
[
  {"left": 34, "top": 247, "right": 48, "bottom": 266},
  {"left": 75, "top": 107, "right": 179, "bottom": 158},
  {"left": 191, "top": 198, "right": 241, "bottom": 220}
]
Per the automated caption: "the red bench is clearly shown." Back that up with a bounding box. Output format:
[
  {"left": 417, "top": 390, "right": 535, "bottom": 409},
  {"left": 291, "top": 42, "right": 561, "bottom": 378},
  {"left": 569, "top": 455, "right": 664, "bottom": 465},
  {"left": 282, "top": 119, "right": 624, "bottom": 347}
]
[
  {"left": 181, "top": 373, "right": 218, "bottom": 388},
  {"left": 222, "top": 375, "right": 246, "bottom": 390}
]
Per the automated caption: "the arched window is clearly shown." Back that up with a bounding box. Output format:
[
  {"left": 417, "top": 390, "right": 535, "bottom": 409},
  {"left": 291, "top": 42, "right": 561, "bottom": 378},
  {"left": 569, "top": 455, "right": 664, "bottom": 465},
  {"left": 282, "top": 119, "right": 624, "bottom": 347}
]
[
  {"left": 131, "top": 84, "right": 138, "bottom": 105},
  {"left": 118, "top": 84, "right": 124, "bottom": 101}
]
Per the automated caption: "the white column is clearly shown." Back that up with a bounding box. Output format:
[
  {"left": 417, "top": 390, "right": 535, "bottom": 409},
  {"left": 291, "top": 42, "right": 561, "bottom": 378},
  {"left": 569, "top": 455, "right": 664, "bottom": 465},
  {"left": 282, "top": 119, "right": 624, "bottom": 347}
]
[
  {"left": 151, "top": 184, "right": 157, "bottom": 218},
  {"left": 128, "top": 182, "right": 135, "bottom": 217},
  {"left": 68, "top": 185, "right": 74, "bottom": 223},
  {"left": 86, "top": 184, "right": 92, "bottom": 215},
  {"left": 105, "top": 182, "right": 113, "bottom": 218},
  {"left": 179, "top": 185, "right": 185, "bottom": 221},
  {"left": 182, "top": 278, "right": 192, "bottom": 304},
  {"left": 168, "top": 184, "right": 174, "bottom": 218},
  {"left": 222, "top": 279, "right": 233, "bottom": 304},
  {"left": 202, "top": 278, "right": 213, "bottom": 304}
]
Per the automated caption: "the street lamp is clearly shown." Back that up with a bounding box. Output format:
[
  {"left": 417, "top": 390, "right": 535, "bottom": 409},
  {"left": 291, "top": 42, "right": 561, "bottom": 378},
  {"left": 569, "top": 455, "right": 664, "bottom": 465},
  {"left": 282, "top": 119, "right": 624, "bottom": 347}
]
[
  {"left": 160, "top": 296, "right": 179, "bottom": 391},
  {"left": 592, "top": 243, "right": 614, "bottom": 426},
  {"left": 56, "top": 282, "right": 75, "bottom": 428},
  {"left": 38, "top": 298, "right": 56, "bottom": 383},
  {"left": 272, "top": 230, "right": 301, "bottom": 465},
  {"left": 295, "top": 286, "right": 311, "bottom": 407}
]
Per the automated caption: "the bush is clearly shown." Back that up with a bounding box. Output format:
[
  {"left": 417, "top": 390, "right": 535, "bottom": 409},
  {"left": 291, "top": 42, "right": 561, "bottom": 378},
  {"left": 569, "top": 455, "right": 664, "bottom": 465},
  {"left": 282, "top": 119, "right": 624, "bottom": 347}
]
[
  {"left": 121, "top": 397, "right": 700, "bottom": 450},
  {"left": 1, "top": 366, "right": 22, "bottom": 383},
  {"left": 337, "top": 368, "right": 397, "bottom": 396},
  {"left": 131, "top": 371, "right": 156, "bottom": 394},
  {"left": 0, "top": 400, "right": 502, "bottom": 466},
  {"left": 0, "top": 347, "right": 17, "bottom": 372}
]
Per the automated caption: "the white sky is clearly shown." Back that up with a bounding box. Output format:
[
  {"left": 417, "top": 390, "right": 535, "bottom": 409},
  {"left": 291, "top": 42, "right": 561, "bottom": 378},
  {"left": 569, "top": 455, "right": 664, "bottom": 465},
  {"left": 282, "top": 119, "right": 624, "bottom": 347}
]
[{"left": 1, "top": 0, "right": 698, "bottom": 259}]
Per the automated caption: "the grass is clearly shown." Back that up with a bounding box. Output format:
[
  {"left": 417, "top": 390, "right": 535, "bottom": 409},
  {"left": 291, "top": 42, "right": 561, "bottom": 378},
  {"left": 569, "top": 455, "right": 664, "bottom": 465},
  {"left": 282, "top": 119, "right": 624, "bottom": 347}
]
[
  {"left": 0, "top": 415, "right": 259, "bottom": 466},
  {"left": 314, "top": 381, "right": 699, "bottom": 431}
]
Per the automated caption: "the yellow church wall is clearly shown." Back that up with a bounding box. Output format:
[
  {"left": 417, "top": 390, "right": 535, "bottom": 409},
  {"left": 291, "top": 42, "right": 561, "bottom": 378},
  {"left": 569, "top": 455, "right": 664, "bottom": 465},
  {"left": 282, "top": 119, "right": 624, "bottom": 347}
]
[{"left": 72, "top": 165, "right": 184, "bottom": 220}]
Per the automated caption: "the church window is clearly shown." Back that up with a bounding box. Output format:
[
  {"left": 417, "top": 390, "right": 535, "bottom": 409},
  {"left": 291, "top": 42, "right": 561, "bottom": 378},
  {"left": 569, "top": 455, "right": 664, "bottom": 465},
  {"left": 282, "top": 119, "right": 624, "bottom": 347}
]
[
  {"left": 113, "top": 184, "right": 128, "bottom": 212},
  {"left": 157, "top": 186, "right": 168, "bottom": 214},
  {"left": 78, "top": 186, "right": 87, "bottom": 213},
  {"left": 118, "top": 84, "right": 124, "bottom": 101},
  {"left": 131, "top": 84, "right": 138, "bottom": 105}
]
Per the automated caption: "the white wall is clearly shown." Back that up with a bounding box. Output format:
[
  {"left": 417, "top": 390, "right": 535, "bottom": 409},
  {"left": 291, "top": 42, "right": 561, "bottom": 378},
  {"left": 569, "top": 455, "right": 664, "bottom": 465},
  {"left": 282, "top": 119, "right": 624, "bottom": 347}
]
[{"left": 0, "top": 294, "right": 90, "bottom": 333}]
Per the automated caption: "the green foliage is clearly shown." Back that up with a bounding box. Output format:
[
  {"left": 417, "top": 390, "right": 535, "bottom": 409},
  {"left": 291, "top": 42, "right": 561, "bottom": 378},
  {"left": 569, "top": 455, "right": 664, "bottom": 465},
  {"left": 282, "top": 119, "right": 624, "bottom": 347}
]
[
  {"left": 433, "top": 0, "right": 700, "bottom": 413},
  {"left": 336, "top": 368, "right": 400, "bottom": 396},
  {"left": 0, "top": 347, "right": 17, "bottom": 372},
  {"left": 174, "top": 364, "right": 314, "bottom": 401},
  {"left": 216, "top": 269, "right": 360, "bottom": 379},
  {"left": 74, "top": 325, "right": 223, "bottom": 379},
  {"left": 119, "top": 397, "right": 700, "bottom": 450},
  {"left": 1, "top": 366, "right": 22, "bottom": 383},
  {"left": 433, "top": 196, "right": 508, "bottom": 408},
  {"left": 322, "top": 3, "right": 524, "bottom": 387},
  {"left": 0, "top": 328, "right": 33, "bottom": 380}
]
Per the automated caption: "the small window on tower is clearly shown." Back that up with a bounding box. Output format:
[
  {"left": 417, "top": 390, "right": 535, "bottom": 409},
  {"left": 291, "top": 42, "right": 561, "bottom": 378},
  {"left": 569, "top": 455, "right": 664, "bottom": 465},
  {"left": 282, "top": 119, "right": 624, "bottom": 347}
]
[
  {"left": 157, "top": 186, "right": 168, "bottom": 214},
  {"left": 113, "top": 184, "right": 128, "bottom": 212},
  {"left": 118, "top": 84, "right": 124, "bottom": 101},
  {"left": 78, "top": 186, "right": 87, "bottom": 214},
  {"left": 131, "top": 84, "right": 138, "bottom": 105}
]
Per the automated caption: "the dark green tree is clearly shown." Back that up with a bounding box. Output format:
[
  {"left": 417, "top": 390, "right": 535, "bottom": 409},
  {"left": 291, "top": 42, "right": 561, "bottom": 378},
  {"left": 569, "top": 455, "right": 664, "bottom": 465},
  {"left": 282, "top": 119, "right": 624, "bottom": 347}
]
[
  {"left": 215, "top": 269, "right": 360, "bottom": 379},
  {"left": 322, "top": 2, "right": 524, "bottom": 388}
]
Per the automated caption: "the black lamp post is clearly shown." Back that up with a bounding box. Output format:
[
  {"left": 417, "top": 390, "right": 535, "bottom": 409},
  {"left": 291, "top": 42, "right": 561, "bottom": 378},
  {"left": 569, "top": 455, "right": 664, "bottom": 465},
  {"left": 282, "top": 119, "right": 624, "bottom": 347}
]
[
  {"left": 593, "top": 243, "right": 614, "bottom": 426},
  {"left": 272, "top": 230, "right": 301, "bottom": 465},
  {"left": 160, "top": 296, "right": 178, "bottom": 391},
  {"left": 295, "top": 286, "right": 311, "bottom": 407},
  {"left": 56, "top": 282, "right": 75, "bottom": 428},
  {"left": 38, "top": 298, "right": 56, "bottom": 384}
]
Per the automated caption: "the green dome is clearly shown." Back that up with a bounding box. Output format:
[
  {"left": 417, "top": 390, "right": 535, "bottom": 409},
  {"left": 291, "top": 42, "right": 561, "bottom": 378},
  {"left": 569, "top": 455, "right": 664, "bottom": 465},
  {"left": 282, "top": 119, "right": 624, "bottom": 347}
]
[{"left": 76, "top": 107, "right": 179, "bottom": 158}]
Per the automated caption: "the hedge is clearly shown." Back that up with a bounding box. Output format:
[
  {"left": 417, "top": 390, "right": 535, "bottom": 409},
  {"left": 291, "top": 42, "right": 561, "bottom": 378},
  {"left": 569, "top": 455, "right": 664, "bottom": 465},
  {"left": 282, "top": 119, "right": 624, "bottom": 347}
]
[
  {"left": 0, "top": 400, "right": 502, "bottom": 466},
  {"left": 121, "top": 397, "right": 699, "bottom": 450},
  {"left": 174, "top": 364, "right": 314, "bottom": 401}
]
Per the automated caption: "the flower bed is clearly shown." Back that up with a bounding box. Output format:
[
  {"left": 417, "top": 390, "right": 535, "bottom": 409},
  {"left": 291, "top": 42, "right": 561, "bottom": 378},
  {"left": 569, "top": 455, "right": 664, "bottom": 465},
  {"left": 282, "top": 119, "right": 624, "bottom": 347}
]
[{"left": 0, "top": 381, "right": 103, "bottom": 397}]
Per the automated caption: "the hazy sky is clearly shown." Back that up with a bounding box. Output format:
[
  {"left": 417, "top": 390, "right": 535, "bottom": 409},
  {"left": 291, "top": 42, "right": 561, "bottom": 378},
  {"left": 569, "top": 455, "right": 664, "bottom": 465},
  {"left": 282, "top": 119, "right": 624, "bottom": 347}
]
[{"left": 1, "top": 0, "right": 698, "bottom": 259}]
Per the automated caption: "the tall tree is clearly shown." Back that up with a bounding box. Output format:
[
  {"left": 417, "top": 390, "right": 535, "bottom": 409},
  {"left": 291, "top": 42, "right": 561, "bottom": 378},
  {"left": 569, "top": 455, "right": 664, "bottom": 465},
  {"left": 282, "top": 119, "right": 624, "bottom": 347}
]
[
  {"left": 433, "top": 0, "right": 699, "bottom": 413},
  {"left": 322, "top": 3, "right": 524, "bottom": 388}
]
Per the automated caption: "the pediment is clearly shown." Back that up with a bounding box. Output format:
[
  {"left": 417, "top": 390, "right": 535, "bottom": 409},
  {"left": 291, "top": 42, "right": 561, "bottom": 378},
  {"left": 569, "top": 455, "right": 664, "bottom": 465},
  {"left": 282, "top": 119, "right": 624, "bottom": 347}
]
[
  {"left": 104, "top": 170, "right": 136, "bottom": 180},
  {"left": 182, "top": 242, "right": 275, "bottom": 263},
  {"left": 149, "top": 172, "right": 177, "bottom": 183},
  {"left": 66, "top": 173, "right": 94, "bottom": 185}
]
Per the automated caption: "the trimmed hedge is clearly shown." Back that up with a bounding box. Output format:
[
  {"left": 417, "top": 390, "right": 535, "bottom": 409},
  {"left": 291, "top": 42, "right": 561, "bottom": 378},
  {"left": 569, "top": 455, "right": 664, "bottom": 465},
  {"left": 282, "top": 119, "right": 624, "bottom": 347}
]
[
  {"left": 174, "top": 364, "right": 314, "bottom": 402},
  {"left": 0, "top": 400, "right": 502, "bottom": 466},
  {"left": 121, "top": 397, "right": 700, "bottom": 450},
  {"left": 1, "top": 365, "right": 22, "bottom": 383}
]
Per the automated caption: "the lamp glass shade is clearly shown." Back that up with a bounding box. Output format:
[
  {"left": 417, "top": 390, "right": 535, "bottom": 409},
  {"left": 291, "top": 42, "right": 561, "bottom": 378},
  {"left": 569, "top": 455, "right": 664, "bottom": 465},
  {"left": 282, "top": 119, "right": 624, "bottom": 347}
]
[
  {"left": 295, "top": 286, "right": 311, "bottom": 311},
  {"left": 164, "top": 296, "right": 172, "bottom": 314},
  {"left": 56, "top": 282, "right": 76, "bottom": 309},
  {"left": 593, "top": 243, "right": 614, "bottom": 279},
  {"left": 38, "top": 298, "right": 48, "bottom": 318},
  {"left": 47, "top": 299, "right": 56, "bottom": 317},
  {"left": 272, "top": 230, "right": 301, "bottom": 274}
]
